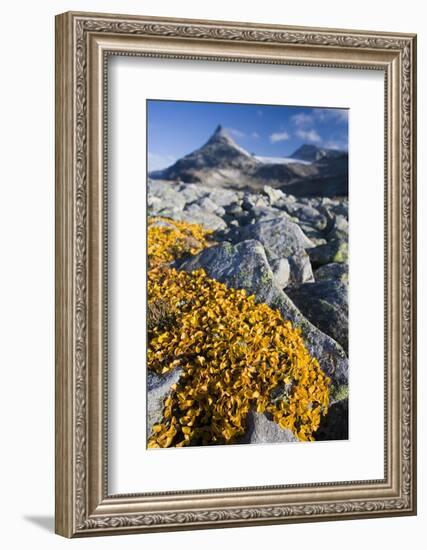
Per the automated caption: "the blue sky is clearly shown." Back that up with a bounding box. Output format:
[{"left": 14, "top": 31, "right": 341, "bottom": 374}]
[{"left": 147, "top": 100, "right": 348, "bottom": 171}]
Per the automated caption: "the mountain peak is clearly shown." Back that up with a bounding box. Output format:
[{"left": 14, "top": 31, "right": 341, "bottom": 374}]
[
  {"left": 213, "top": 124, "right": 227, "bottom": 137},
  {"left": 203, "top": 124, "right": 252, "bottom": 158},
  {"left": 290, "top": 143, "right": 346, "bottom": 162},
  {"left": 208, "top": 124, "right": 232, "bottom": 143}
]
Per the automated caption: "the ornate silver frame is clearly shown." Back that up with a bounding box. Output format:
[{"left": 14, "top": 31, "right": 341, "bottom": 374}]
[{"left": 55, "top": 11, "right": 417, "bottom": 537}]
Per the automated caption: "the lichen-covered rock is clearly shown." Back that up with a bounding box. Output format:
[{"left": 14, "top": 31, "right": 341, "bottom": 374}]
[
  {"left": 237, "top": 216, "right": 314, "bottom": 261},
  {"left": 280, "top": 202, "right": 327, "bottom": 231},
  {"left": 178, "top": 240, "right": 348, "bottom": 387},
  {"left": 146, "top": 367, "right": 183, "bottom": 439},
  {"left": 238, "top": 411, "right": 298, "bottom": 444},
  {"left": 308, "top": 238, "right": 349, "bottom": 267},
  {"left": 315, "top": 262, "right": 349, "bottom": 284},
  {"left": 286, "top": 280, "right": 348, "bottom": 352}
]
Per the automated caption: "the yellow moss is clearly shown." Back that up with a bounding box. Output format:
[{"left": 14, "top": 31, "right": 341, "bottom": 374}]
[
  {"left": 148, "top": 217, "right": 212, "bottom": 267},
  {"left": 147, "top": 263, "right": 330, "bottom": 447}
]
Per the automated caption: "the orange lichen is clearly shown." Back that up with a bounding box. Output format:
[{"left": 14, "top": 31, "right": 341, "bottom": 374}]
[{"left": 148, "top": 217, "right": 212, "bottom": 267}]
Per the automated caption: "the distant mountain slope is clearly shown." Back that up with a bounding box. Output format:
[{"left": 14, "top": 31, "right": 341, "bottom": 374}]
[
  {"left": 149, "top": 126, "right": 348, "bottom": 197},
  {"left": 290, "top": 144, "right": 347, "bottom": 162}
]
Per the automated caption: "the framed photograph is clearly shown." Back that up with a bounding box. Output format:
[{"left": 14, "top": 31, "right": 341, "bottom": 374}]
[{"left": 55, "top": 11, "right": 417, "bottom": 537}]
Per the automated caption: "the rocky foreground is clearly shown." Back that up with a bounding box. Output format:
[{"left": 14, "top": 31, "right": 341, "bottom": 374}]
[{"left": 147, "top": 178, "right": 349, "bottom": 445}]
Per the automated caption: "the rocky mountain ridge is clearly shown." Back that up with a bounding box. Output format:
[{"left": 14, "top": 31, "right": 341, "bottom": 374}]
[{"left": 150, "top": 125, "right": 348, "bottom": 197}]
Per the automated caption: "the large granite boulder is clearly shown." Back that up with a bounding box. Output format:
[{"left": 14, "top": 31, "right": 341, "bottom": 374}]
[
  {"left": 236, "top": 217, "right": 314, "bottom": 261},
  {"left": 286, "top": 280, "right": 348, "bottom": 352}
]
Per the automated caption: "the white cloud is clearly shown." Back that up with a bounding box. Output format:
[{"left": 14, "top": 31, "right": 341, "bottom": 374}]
[
  {"left": 323, "top": 142, "right": 341, "bottom": 150},
  {"left": 296, "top": 129, "right": 322, "bottom": 143},
  {"left": 323, "top": 139, "right": 348, "bottom": 151},
  {"left": 313, "top": 108, "right": 348, "bottom": 123},
  {"left": 291, "top": 112, "right": 313, "bottom": 127},
  {"left": 226, "top": 127, "right": 259, "bottom": 140},
  {"left": 270, "top": 131, "right": 290, "bottom": 143}
]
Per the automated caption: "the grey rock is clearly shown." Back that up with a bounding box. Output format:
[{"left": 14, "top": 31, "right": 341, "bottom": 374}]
[
  {"left": 315, "top": 398, "right": 348, "bottom": 441},
  {"left": 228, "top": 219, "right": 240, "bottom": 228},
  {"left": 299, "top": 223, "right": 327, "bottom": 245},
  {"left": 179, "top": 240, "right": 275, "bottom": 298},
  {"left": 287, "top": 249, "right": 315, "bottom": 285},
  {"left": 238, "top": 411, "right": 298, "bottom": 444},
  {"left": 237, "top": 217, "right": 314, "bottom": 261},
  {"left": 197, "top": 197, "right": 226, "bottom": 216},
  {"left": 286, "top": 280, "right": 348, "bottom": 352},
  {"left": 147, "top": 195, "right": 161, "bottom": 210},
  {"left": 249, "top": 206, "right": 295, "bottom": 224},
  {"left": 326, "top": 199, "right": 348, "bottom": 218},
  {"left": 315, "top": 262, "right": 349, "bottom": 284},
  {"left": 269, "top": 257, "right": 290, "bottom": 288},
  {"left": 308, "top": 239, "right": 349, "bottom": 267},
  {"left": 242, "top": 193, "right": 268, "bottom": 211},
  {"left": 263, "top": 185, "right": 286, "bottom": 205},
  {"left": 208, "top": 188, "right": 240, "bottom": 208},
  {"left": 270, "top": 250, "right": 314, "bottom": 289},
  {"left": 147, "top": 179, "right": 186, "bottom": 213},
  {"left": 173, "top": 207, "right": 227, "bottom": 231},
  {"left": 176, "top": 182, "right": 209, "bottom": 204},
  {"left": 146, "top": 367, "right": 183, "bottom": 439},
  {"left": 281, "top": 202, "right": 327, "bottom": 231},
  {"left": 224, "top": 204, "right": 244, "bottom": 216},
  {"left": 179, "top": 240, "right": 348, "bottom": 386},
  {"left": 327, "top": 214, "right": 349, "bottom": 242}
]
